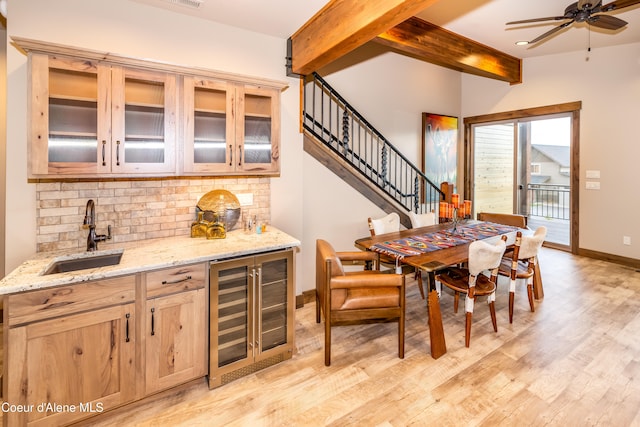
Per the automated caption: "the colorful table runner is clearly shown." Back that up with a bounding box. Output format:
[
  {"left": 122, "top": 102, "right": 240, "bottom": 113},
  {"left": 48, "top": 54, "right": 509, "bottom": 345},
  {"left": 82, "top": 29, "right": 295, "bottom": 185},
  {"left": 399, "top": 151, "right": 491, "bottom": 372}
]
[{"left": 371, "top": 222, "right": 519, "bottom": 259}]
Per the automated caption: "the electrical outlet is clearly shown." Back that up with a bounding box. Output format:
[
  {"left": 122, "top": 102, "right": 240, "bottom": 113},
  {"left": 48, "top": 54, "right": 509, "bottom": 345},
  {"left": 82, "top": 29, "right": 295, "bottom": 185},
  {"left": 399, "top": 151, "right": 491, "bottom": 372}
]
[
  {"left": 623, "top": 236, "right": 631, "bottom": 246},
  {"left": 236, "top": 193, "right": 253, "bottom": 206}
]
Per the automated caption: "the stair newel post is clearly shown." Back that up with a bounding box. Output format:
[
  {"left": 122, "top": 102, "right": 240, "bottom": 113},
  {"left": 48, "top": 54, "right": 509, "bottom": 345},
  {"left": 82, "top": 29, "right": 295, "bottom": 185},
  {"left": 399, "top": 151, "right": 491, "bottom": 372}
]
[{"left": 341, "top": 110, "right": 350, "bottom": 155}]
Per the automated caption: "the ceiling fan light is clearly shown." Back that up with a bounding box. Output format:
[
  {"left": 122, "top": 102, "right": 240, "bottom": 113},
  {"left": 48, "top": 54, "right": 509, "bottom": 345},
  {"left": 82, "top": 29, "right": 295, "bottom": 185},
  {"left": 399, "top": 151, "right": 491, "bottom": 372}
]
[{"left": 516, "top": 40, "right": 530, "bottom": 46}]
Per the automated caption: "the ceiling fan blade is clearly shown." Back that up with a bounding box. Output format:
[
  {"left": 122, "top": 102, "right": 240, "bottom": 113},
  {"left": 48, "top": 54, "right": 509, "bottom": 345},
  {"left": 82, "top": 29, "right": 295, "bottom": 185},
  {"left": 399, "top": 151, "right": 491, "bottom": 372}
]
[
  {"left": 506, "top": 16, "right": 570, "bottom": 25},
  {"left": 600, "top": 0, "right": 640, "bottom": 12},
  {"left": 529, "top": 21, "right": 574, "bottom": 44},
  {"left": 588, "top": 13, "right": 629, "bottom": 29}
]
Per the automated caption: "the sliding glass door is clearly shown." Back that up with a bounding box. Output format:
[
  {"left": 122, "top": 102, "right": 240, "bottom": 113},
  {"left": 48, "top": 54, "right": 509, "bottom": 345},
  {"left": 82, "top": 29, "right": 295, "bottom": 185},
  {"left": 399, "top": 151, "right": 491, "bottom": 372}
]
[{"left": 465, "top": 103, "right": 580, "bottom": 252}]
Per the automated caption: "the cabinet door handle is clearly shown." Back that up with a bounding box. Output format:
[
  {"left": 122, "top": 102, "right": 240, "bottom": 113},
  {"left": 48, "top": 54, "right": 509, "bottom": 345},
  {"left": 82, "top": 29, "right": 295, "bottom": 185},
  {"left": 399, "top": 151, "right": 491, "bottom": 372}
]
[
  {"left": 101, "top": 140, "right": 107, "bottom": 166},
  {"left": 251, "top": 267, "right": 257, "bottom": 355},
  {"left": 256, "top": 266, "right": 262, "bottom": 350},
  {"left": 228, "top": 144, "right": 233, "bottom": 166},
  {"left": 238, "top": 146, "right": 242, "bottom": 167},
  {"left": 150, "top": 307, "right": 155, "bottom": 336},
  {"left": 116, "top": 140, "right": 121, "bottom": 166},
  {"left": 125, "top": 313, "right": 131, "bottom": 342},
  {"left": 161, "top": 275, "right": 192, "bottom": 285}
]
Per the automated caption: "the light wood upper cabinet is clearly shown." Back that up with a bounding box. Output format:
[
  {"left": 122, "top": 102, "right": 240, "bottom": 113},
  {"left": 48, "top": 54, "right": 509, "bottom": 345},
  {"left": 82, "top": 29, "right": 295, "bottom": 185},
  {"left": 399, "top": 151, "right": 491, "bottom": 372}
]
[
  {"left": 111, "top": 66, "right": 177, "bottom": 175},
  {"left": 17, "top": 37, "right": 286, "bottom": 179},
  {"left": 240, "top": 84, "right": 281, "bottom": 174},
  {"left": 183, "top": 77, "right": 281, "bottom": 175},
  {"left": 28, "top": 53, "right": 177, "bottom": 178}
]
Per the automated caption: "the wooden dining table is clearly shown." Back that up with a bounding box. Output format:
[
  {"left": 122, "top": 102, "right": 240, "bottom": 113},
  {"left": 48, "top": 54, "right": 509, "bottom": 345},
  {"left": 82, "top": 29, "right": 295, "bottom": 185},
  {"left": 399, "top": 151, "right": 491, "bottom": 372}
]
[{"left": 354, "top": 220, "right": 543, "bottom": 359}]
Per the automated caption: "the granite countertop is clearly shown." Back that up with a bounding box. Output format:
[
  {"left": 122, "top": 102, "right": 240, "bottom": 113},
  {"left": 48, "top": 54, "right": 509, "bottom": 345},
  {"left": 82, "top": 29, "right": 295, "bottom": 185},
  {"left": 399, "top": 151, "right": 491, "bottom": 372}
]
[{"left": 0, "top": 227, "right": 300, "bottom": 295}]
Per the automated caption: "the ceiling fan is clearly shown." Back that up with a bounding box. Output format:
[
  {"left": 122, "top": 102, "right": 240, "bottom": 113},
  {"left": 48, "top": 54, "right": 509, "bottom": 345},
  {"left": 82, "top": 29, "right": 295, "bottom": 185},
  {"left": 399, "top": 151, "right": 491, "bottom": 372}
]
[{"left": 506, "top": 0, "right": 640, "bottom": 45}]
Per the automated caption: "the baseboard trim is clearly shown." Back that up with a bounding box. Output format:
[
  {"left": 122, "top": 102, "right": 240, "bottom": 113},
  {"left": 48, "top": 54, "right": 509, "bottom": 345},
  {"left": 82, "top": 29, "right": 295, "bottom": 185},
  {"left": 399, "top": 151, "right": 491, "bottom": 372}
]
[
  {"left": 295, "top": 290, "right": 316, "bottom": 309},
  {"left": 577, "top": 248, "right": 640, "bottom": 270}
]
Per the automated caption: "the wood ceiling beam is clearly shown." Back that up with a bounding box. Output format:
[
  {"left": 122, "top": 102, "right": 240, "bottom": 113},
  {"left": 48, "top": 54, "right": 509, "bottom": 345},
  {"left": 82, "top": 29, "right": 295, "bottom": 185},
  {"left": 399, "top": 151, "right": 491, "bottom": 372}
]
[
  {"left": 374, "top": 16, "right": 522, "bottom": 84},
  {"left": 288, "top": 0, "right": 439, "bottom": 76}
]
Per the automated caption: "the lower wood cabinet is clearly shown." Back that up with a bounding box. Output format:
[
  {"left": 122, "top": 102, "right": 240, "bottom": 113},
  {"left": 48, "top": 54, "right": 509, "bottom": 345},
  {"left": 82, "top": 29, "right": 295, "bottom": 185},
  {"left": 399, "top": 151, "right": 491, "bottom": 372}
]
[
  {"left": 3, "top": 263, "right": 207, "bottom": 427},
  {"left": 209, "top": 249, "right": 294, "bottom": 388},
  {"left": 4, "top": 277, "right": 137, "bottom": 427},
  {"left": 2, "top": 248, "right": 296, "bottom": 425},
  {"left": 143, "top": 264, "right": 207, "bottom": 395}
]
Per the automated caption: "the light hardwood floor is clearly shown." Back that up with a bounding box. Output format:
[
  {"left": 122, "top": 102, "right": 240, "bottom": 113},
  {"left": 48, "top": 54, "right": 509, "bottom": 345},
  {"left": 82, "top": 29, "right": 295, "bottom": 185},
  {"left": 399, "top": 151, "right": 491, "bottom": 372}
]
[{"left": 45, "top": 248, "right": 640, "bottom": 425}]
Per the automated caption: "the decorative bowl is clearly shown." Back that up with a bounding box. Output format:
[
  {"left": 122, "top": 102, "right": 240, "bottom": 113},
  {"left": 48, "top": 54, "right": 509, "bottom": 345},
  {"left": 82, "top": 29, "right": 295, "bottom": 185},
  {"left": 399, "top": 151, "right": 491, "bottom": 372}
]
[{"left": 197, "top": 189, "right": 241, "bottom": 230}]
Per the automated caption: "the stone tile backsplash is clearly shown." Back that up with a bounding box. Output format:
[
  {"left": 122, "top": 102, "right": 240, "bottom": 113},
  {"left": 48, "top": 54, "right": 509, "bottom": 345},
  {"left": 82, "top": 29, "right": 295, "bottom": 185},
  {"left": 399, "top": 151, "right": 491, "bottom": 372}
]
[{"left": 36, "top": 177, "right": 271, "bottom": 253}]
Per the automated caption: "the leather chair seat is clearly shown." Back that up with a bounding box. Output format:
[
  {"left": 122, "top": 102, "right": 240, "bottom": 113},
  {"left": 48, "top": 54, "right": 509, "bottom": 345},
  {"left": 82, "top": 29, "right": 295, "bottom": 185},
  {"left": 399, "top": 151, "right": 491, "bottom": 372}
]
[
  {"left": 437, "top": 267, "right": 496, "bottom": 297},
  {"left": 498, "top": 258, "right": 533, "bottom": 279}
]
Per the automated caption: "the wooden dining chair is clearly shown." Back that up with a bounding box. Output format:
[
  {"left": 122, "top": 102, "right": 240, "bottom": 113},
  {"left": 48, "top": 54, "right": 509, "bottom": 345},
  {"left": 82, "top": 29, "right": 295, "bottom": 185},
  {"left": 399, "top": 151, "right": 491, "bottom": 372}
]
[
  {"left": 408, "top": 211, "right": 436, "bottom": 228},
  {"left": 477, "top": 212, "right": 528, "bottom": 229},
  {"left": 435, "top": 235, "right": 507, "bottom": 347},
  {"left": 368, "top": 212, "right": 424, "bottom": 299},
  {"left": 477, "top": 211, "right": 528, "bottom": 261},
  {"left": 367, "top": 212, "right": 402, "bottom": 272},
  {"left": 407, "top": 210, "right": 436, "bottom": 299},
  {"left": 368, "top": 212, "right": 400, "bottom": 236},
  {"left": 316, "top": 239, "right": 405, "bottom": 366},
  {"left": 498, "top": 226, "right": 547, "bottom": 323}
]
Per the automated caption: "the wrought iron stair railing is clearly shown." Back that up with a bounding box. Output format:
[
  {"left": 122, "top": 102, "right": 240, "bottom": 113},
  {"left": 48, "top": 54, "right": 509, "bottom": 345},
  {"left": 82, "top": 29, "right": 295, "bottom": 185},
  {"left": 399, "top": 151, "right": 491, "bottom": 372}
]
[{"left": 303, "top": 72, "right": 444, "bottom": 215}]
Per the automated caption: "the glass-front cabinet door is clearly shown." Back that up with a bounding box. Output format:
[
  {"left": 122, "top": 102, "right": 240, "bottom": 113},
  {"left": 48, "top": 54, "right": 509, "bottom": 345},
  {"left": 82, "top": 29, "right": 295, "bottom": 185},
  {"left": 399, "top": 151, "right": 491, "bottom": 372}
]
[
  {"left": 28, "top": 53, "right": 176, "bottom": 177},
  {"left": 257, "top": 253, "right": 292, "bottom": 355},
  {"left": 210, "top": 257, "right": 253, "bottom": 372},
  {"left": 30, "top": 54, "right": 107, "bottom": 176},
  {"left": 237, "top": 85, "right": 280, "bottom": 174},
  {"left": 183, "top": 78, "right": 280, "bottom": 175},
  {"left": 183, "top": 77, "right": 235, "bottom": 174},
  {"left": 111, "top": 67, "right": 176, "bottom": 174}
]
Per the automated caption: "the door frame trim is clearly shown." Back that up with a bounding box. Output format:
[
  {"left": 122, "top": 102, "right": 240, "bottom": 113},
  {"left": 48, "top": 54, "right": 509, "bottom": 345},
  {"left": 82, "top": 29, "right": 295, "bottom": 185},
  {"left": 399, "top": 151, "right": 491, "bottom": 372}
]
[{"left": 463, "top": 101, "right": 581, "bottom": 254}]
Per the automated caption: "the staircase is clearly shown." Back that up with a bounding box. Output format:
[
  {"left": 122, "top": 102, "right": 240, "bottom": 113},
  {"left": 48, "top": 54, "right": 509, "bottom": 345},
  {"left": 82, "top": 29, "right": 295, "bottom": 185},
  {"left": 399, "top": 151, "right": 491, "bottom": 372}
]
[{"left": 302, "top": 72, "right": 444, "bottom": 228}]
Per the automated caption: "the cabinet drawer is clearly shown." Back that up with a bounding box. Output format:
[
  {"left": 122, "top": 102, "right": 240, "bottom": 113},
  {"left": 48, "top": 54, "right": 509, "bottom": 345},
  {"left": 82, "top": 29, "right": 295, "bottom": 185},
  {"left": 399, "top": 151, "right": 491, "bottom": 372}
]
[
  {"left": 146, "top": 263, "right": 206, "bottom": 298},
  {"left": 7, "top": 275, "right": 135, "bottom": 326}
]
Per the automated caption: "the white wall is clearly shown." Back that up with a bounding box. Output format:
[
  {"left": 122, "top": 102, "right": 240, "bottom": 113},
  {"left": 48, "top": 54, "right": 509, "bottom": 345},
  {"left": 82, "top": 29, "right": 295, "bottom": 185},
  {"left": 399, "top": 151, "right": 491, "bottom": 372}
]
[
  {"left": 319, "top": 43, "right": 461, "bottom": 166},
  {"left": 462, "top": 42, "right": 640, "bottom": 259},
  {"left": 6, "top": 0, "right": 304, "bottom": 289}
]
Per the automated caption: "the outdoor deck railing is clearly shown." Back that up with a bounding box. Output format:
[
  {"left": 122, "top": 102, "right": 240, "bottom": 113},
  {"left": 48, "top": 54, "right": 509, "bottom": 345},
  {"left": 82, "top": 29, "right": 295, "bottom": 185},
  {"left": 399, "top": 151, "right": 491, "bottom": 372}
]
[{"left": 527, "top": 183, "right": 570, "bottom": 220}]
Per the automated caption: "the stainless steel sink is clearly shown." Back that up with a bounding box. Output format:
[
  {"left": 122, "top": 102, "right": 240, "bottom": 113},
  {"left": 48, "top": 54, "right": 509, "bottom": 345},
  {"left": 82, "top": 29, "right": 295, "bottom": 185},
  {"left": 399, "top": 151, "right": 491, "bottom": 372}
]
[{"left": 42, "top": 249, "right": 124, "bottom": 275}]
